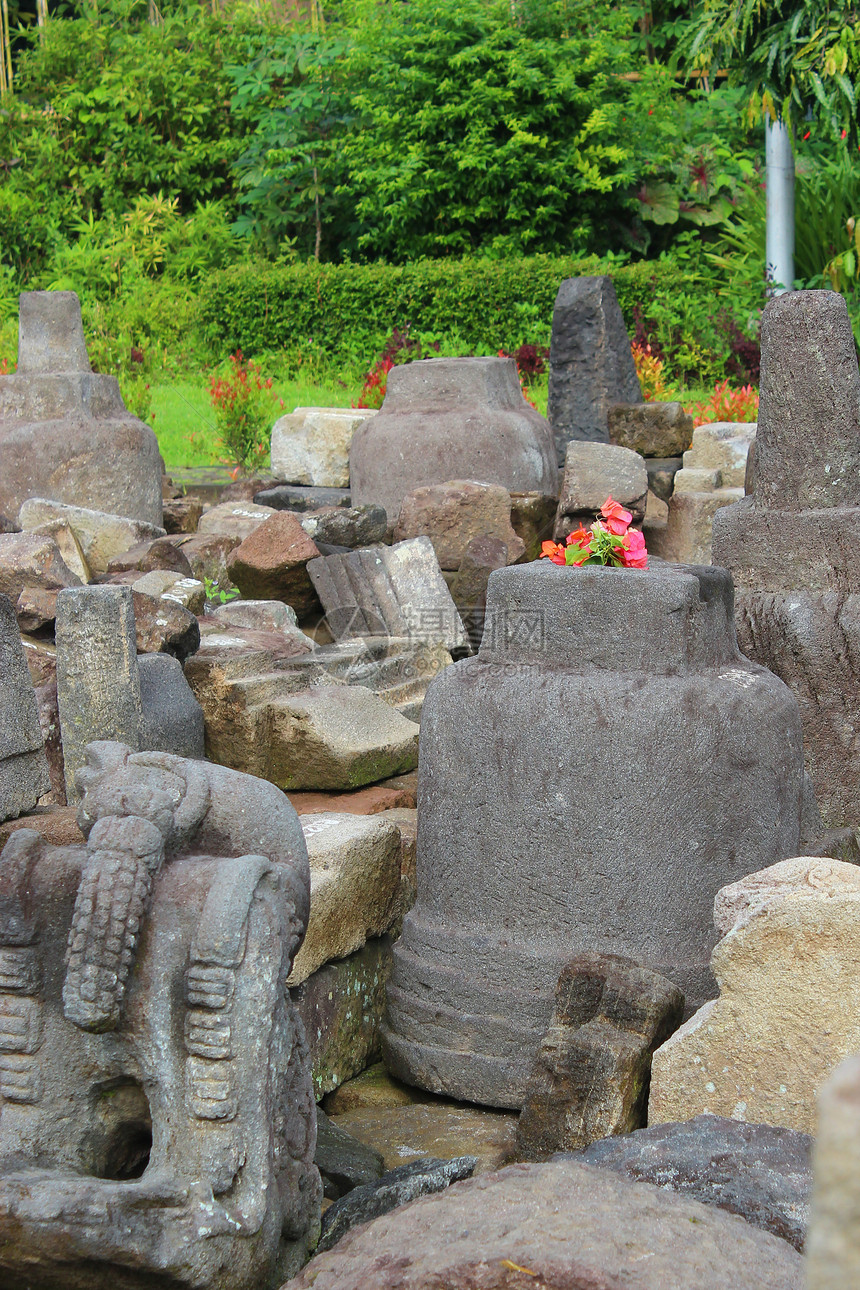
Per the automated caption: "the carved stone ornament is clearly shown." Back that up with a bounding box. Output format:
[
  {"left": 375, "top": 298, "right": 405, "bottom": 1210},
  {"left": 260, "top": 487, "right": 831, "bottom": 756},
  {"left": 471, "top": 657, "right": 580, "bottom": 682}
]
[{"left": 0, "top": 741, "right": 321, "bottom": 1290}]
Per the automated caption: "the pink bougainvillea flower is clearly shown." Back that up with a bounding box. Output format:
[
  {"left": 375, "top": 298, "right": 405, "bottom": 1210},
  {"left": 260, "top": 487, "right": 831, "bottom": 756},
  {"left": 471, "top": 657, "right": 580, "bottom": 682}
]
[
  {"left": 620, "top": 527, "right": 648, "bottom": 569},
  {"left": 540, "top": 540, "right": 566, "bottom": 566},
  {"left": 599, "top": 496, "right": 633, "bottom": 535},
  {"left": 566, "top": 524, "right": 592, "bottom": 548}
]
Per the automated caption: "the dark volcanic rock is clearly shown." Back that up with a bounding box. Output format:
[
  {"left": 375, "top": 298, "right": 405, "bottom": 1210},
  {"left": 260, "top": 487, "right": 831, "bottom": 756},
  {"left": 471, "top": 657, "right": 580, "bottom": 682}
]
[
  {"left": 317, "top": 1154, "right": 477, "bottom": 1253},
  {"left": 568, "top": 1115, "right": 812, "bottom": 1251}
]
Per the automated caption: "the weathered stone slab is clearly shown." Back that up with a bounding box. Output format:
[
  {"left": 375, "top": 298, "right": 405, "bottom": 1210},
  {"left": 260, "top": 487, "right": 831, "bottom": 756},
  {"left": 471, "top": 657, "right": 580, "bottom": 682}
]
[
  {"left": 384, "top": 562, "right": 806, "bottom": 1109},
  {"left": 19, "top": 498, "right": 165, "bottom": 575},
  {"left": 553, "top": 440, "right": 648, "bottom": 540},
  {"left": 271, "top": 406, "right": 374, "bottom": 487},
  {"left": 289, "top": 1158, "right": 805, "bottom": 1290},
  {"left": 107, "top": 536, "right": 194, "bottom": 577},
  {"left": 288, "top": 812, "right": 402, "bottom": 985},
  {"left": 0, "top": 532, "right": 81, "bottom": 629},
  {"left": 547, "top": 275, "right": 642, "bottom": 459},
  {"left": 291, "top": 936, "right": 392, "bottom": 1098},
  {"left": 308, "top": 536, "right": 468, "bottom": 652},
  {"left": 315, "top": 1107, "right": 385, "bottom": 1199},
  {"left": 0, "top": 292, "right": 162, "bottom": 525},
  {"left": 131, "top": 587, "right": 200, "bottom": 660},
  {"left": 225, "top": 509, "right": 321, "bottom": 614},
  {"left": 608, "top": 401, "right": 694, "bottom": 458},
  {"left": 394, "top": 479, "right": 525, "bottom": 569},
  {"left": 318, "top": 1155, "right": 478, "bottom": 1254},
  {"left": 255, "top": 483, "right": 351, "bottom": 512},
  {"left": 132, "top": 570, "right": 205, "bottom": 614},
  {"left": 516, "top": 952, "right": 683, "bottom": 1159},
  {"left": 572, "top": 1116, "right": 812, "bottom": 1252},
  {"left": 330, "top": 1102, "right": 518, "bottom": 1177},
  {"left": 649, "top": 856, "right": 860, "bottom": 1134},
  {"left": 648, "top": 488, "right": 745, "bottom": 565},
  {"left": 196, "top": 499, "right": 278, "bottom": 539},
  {"left": 807, "top": 1051, "right": 860, "bottom": 1287},
  {"left": 0, "top": 593, "right": 50, "bottom": 822},
  {"left": 349, "top": 357, "right": 558, "bottom": 519},
  {"left": 323, "top": 1061, "right": 429, "bottom": 1115},
  {"left": 55, "top": 586, "right": 142, "bottom": 799},
  {"left": 300, "top": 504, "right": 387, "bottom": 550}
]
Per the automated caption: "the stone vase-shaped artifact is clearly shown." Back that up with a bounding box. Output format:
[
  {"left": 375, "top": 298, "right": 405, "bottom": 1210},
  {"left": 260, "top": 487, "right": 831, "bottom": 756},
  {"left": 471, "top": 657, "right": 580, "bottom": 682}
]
[
  {"left": 0, "top": 292, "right": 162, "bottom": 526},
  {"left": 382, "top": 561, "right": 806, "bottom": 1109},
  {"left": 348, "top": 357, "right": 559, "bottom": 520}
]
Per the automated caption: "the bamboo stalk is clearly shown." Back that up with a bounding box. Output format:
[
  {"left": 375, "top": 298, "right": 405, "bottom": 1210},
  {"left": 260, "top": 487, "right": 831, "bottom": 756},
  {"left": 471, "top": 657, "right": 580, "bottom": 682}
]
[
  {"left": 37, "top": 0, "right": 48, "bottom": 28},
  {"left": 0, "top": 0, "right": 12, "bottom": 97}
]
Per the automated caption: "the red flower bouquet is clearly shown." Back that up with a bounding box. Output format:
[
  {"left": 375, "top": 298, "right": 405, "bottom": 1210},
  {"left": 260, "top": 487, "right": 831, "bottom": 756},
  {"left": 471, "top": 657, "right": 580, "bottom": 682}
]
[{"left": 541, "top": 497, "right": 649, "bottom": 570}]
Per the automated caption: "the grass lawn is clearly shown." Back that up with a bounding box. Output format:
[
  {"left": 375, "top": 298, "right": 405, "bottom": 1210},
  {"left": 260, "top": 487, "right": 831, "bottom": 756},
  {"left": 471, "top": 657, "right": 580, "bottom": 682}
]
[
  {"left": 150, "top": 370, "right": 731, "bottom": 473},
  {"left": 151, "top": 374, "right": 358, "bottom": 470}
]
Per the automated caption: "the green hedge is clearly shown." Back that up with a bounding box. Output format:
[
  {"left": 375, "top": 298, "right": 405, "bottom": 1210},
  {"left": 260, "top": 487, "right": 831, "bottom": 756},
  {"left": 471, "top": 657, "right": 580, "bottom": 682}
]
[{"left": 197, "top": 255, "right": 689, "bottom": 363}]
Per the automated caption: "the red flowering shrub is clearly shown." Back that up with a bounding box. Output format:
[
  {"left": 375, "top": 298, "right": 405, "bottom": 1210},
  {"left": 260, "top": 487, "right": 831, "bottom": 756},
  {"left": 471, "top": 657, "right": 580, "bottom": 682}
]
[
  {"left": 541, "top": 497, "right": 648, "bottom": 569},
  {"left": 689, "top": 379, "right": 759, "bottom": 428},
  {"left": 209, "top": 350, "right": 282, "bottom": 473},
  {"left": 355, "top": 326, "right": 439, "bottom": 409},
  {"left": 631, "top": 339, "right": 669, "bottom": 401}
]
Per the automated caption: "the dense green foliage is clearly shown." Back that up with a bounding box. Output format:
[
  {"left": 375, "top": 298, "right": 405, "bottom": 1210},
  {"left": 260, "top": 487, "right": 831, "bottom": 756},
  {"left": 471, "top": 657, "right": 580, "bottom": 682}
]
[
  {"left": 1, "top": 0, "right": 859, "bottom": 391},
  {"left": 198, "top": 254, "right": 685, "bottom": 358},
  {"left": 680, "top": 0, "right": 860, "bottom": 140}
]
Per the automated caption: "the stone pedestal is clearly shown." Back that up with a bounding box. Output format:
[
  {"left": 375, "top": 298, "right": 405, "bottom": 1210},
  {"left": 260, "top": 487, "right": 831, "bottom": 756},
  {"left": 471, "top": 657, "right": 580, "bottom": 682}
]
[
  {"left": 382, "top": 561, "right": 805, "bottom": 1109},
  {"left": 0, "top": 293, "right": 162, "bottom": 526},
  {"left": 712, "top": 291, "right": 860, "bottom": 828},
  {"left": 348, "top": 358, "right": 558, "bottom": 520}
]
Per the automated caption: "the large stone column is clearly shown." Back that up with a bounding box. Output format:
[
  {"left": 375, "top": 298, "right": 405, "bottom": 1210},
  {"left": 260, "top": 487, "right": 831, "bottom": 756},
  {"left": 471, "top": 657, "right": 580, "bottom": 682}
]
[
  {"left": 712, "top": 289, "right": 860, "bottom": 828},
  {"left": 382, "top": 561, "right": 805, "bottom": 1109}
]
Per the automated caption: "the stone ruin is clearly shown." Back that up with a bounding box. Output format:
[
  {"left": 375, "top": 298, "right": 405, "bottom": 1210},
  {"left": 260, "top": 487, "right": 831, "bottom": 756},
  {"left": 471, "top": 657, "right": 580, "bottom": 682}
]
[
  {"left": 7, "top": 281, "right": 860, "bottom": 1286},
  {"left": 383, "top": 560, "right": 808, "bottom": 1108},
  {"left": 348, "top": 356, "right": 559, "bottom": 520},
  {"left": 712, "top": 290, "right": 860, "bottom": 829},
  {"left": 0, "top": 293, "right": 162, "bottom": 527},
  {"left": 0, "top": 741, "right": 320, "bottom": 1288},
  {"left": 546, "top": 275, "right": 642, "bottom": 460}
]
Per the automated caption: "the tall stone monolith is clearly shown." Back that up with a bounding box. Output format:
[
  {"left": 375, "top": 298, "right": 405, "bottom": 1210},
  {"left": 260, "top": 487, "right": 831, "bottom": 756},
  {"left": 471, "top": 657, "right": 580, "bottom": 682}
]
[
  {"left": 382, "top": 561, "right": 806, "bottom": 1109},
  {"left": 712, "top": 290, "right": 860, "bottom": 828},
  {"left": 0, "top": 592, "right": 50, "bottom": 821},
  {"left": 55, "top": 585, "right": 142, "bottom": 800},
  {"left": 546, "top": 276, "right": 642, "bottom": 462}
]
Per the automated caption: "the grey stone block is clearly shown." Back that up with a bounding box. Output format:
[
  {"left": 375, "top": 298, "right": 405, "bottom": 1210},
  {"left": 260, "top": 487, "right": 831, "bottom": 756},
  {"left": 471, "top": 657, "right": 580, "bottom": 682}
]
[
  {"left": 0, "top": 293, "right": 162, "bottom": 526},
  {"left": 0, "top": 592, "right": 50, "bottom": 822},
  {"left": 308, "top": 537, "right": 468, "bottom": 653},
  {"left": 137, "top": 652, "right": 205, "bottom": 760},
  {"left": 349, "top": 357, "right": 558, "bottom": 519},
  {"left": 317, "top": 1155, "right": 477, "bottom": 1253},
  {"left": 547, "top": 276, "right": 641, "bottom": 460},
  {"left": 712, "top": 291, "right": 860, "bottom": 828},
  {"left": 55, "top": 585, "right": 142, "bottom": 800}
]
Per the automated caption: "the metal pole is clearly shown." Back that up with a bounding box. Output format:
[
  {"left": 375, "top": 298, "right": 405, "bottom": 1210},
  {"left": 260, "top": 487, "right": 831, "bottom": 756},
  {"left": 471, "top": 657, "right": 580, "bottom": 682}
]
[{"left": 766, "top": 114, "right": 795, "bottom": 295}]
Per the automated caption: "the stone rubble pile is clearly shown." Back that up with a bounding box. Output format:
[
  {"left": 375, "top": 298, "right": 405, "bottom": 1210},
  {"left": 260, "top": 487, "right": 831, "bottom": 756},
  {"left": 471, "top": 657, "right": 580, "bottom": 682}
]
[{"left": 1, "top": 284, "right": 858, "bottom": 1290}]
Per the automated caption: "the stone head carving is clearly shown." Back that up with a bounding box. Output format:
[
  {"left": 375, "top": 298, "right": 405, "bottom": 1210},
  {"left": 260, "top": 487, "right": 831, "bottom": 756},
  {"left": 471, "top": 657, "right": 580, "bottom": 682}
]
[{"left": 0, "top": 742, "right": 319, "bottom": 1289}]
